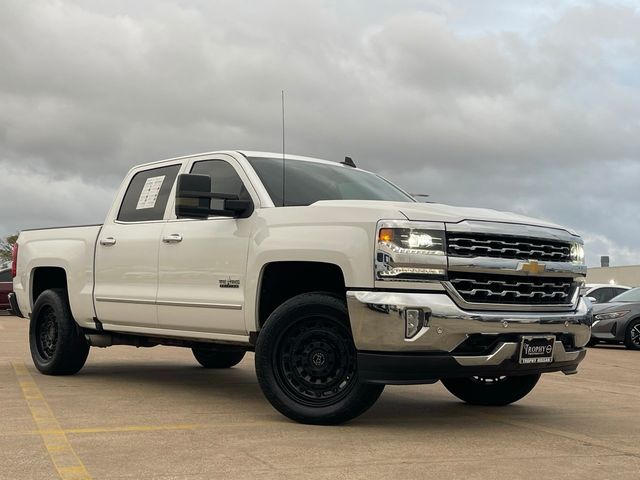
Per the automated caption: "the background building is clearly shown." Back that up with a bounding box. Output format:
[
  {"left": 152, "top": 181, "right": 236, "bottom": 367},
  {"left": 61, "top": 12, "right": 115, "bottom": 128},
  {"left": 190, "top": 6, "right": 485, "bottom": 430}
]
[{"left": 586, "top": 264, "right": 640, "bottom": 287}]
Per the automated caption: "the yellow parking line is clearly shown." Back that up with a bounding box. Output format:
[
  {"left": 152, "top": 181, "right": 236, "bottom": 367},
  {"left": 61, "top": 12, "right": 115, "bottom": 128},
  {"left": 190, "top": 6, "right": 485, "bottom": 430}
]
[
  {"left": 12, "top": 362, "right": 92, "bottom": 480},
  {"left": 61, "top": 424, "right": 199, "bottom": 434}
]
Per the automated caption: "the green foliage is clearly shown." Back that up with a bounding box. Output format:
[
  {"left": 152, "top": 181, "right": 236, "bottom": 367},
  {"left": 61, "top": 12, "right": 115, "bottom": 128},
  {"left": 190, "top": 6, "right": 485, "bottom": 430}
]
[{"left": 0, "top": 234, "right": 18, "bottom": 263}]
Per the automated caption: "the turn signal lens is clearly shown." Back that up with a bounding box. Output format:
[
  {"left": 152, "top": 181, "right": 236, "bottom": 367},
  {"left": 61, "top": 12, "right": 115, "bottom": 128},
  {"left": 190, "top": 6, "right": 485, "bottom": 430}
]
[{"left": 378, "top": 228, "right": 394, "bottom": 243}]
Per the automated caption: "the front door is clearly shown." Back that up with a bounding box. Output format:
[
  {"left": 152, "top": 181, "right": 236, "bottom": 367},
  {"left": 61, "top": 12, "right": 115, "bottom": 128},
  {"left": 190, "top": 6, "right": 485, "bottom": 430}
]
[{"left": 156, "top": 157, "right": 255, "bottom": 335}]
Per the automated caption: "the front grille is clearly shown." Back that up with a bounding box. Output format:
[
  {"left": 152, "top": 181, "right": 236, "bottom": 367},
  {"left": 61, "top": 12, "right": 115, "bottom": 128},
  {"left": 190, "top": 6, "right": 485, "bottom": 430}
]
[
  {"left": 447, "top": 233, "right": 572, "bottom": 262},
  {"left": 449, "top": 272, "right": 576, "bottom": 305}
]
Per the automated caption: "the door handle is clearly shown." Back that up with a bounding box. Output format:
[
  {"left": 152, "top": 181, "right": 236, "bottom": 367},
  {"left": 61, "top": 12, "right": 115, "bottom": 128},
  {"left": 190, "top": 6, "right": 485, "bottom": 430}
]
[
  {"left": 162, "top": 234, "right": 183, "bottom": 244},
  {"left": 99, "top": 237, "right": 116, "bottom": 246}
]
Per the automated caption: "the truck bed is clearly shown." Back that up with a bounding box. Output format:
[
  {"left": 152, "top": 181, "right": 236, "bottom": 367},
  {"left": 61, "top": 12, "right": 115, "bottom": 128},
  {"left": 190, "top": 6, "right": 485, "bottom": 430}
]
[{"left": 14, "top": 224, "right": 103, "bottom": 327}]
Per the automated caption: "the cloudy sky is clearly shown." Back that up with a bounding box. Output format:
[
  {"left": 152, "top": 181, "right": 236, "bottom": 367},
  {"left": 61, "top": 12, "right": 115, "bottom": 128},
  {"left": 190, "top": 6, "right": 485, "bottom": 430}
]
[{"left": 1, "top": 0, "right": 639, "bottom": 266}]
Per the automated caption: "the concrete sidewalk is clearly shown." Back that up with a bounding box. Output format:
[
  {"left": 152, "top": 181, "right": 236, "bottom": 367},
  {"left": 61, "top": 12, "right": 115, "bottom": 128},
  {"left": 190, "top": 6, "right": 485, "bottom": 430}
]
[{"left": 1, "top": 314, "right": 639, "bottom": 479}]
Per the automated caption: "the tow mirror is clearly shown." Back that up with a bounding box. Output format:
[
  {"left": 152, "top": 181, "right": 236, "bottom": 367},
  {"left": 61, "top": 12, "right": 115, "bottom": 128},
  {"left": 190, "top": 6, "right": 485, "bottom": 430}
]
[{"left": 175, "top": 174, "right": 253, "bottom": 219}]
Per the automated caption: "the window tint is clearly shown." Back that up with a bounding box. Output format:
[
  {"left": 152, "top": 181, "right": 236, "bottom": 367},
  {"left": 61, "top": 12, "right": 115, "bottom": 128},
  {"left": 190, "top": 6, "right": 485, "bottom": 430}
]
[
  {"left": 610, "top": 287, "right": 640, "bottom": 303},
  {"left": 589, "top": 288, "right": 610, "bottom": 303},
  {"left": 190, "top": 160, "right": 250, "bottom": 200},
  {"left": 118, "top": 165, "right": 181, "bottom": 222},
  {"left": 247, "top": 157, "right": 414, "bottom": 206},
  {"left": 613, "top": 288, "right": 628, "bottom": 298},
  {"left": 0, "top": 269, "right": 11, "bottom": 282}
]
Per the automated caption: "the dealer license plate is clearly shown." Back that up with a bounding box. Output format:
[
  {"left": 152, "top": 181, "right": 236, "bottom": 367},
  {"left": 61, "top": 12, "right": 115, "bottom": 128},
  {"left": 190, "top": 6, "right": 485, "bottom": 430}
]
[{"left": 519, "top": 336, "right": 555, "bottom": 364}]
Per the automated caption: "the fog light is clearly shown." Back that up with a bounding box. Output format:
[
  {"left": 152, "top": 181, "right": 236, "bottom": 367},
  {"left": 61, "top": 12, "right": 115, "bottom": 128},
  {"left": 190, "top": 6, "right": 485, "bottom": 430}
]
[{"left": 405, "top": 309, "right": 423, "bottom": 339}]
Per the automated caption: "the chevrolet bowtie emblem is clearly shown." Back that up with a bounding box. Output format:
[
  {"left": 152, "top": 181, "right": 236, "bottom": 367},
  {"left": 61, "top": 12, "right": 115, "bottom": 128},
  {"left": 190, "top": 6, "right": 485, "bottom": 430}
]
[{"left": 518, "top": 260, "right": 546, "bottom": 274}]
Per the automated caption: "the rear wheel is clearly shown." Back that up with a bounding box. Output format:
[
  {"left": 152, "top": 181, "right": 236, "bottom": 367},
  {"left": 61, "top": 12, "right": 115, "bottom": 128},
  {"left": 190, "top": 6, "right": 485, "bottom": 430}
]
[
  {"left": 441, "top": 374, "right": 540, "bottom": 406},
  {"left": 624, "top": 319, "right": 640, "bottom": 350},
  {"left": 255, "top": 292, "right": 384, "bottom": 425},
  {"left": 192, "top": 347, "right": 246, "bottom": 368},
  {"left": 29, "top": 289, "right": 89, "bottom": 375}
]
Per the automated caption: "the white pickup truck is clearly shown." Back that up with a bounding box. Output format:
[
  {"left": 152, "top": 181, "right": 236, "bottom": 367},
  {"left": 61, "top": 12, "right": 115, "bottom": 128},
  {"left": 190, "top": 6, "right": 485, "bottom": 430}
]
[{"left": 9, "top": 150, "right": 592, "bottom": 424}]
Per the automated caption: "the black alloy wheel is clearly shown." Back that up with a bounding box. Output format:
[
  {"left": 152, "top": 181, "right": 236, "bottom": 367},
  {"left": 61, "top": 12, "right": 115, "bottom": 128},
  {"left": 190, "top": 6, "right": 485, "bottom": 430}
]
[
  {"left": 29, "top": 289, "right": 90, "bottom": 375},
  {"left": 273, "top": 316, "right": 357, "bottom": 407},
  {"left": 442, "top": 373, "right": 540, "bottom": 406},
  {"left": 255, "top": 292, "right": 384, "bottom": 425},
  {"left": 35, "top": 305, "right": 59, "bottom": 360}
]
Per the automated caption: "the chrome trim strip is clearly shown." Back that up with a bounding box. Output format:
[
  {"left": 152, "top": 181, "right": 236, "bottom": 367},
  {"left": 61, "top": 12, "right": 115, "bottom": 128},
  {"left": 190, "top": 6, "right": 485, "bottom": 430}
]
[
  {"left": 445, "top": 220, "right": 581, "bottom": 243},
  {"left": 442, "top": 282, "right": 580, "bottom": 313},
  {"left": 155, "top": 300, "right": 242, "bottom": 310},
  {"left": 95, "top": 297, "right": 242, "bottom": 310},
  {"left": 447, "top": 256, "right": 587, "bottom": 277},
  {"left": 96, "top": 297, "right": 156, "bottom": 305}
]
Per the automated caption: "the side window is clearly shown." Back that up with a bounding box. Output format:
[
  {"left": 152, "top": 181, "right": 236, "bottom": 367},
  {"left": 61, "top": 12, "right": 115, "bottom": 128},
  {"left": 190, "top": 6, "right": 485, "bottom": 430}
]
[
  {"left": 590, "top": 288, "right": 609, "bottom": 303},
  {"left": 612, "top": 288, "right": 627, "bottom": 299},
  {"left": 190, "top": 160, "right": 250, "bottom": 200},
  {"left": 118, "top": 165, "right": 181, "bottom": 222},
  {"left": 0, "top": 269, "right": 11, "bottom": 282}
]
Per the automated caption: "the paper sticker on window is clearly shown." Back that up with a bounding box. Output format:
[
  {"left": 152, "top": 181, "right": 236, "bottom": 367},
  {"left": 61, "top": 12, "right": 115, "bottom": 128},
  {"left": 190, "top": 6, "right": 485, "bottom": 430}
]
[{"left": 136, "top": 175, "right": 166, "bottom": 210}]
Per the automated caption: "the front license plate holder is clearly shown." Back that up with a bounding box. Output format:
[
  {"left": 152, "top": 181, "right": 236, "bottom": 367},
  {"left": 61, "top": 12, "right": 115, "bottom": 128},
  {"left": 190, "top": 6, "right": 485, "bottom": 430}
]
[{"left": 519, "top": 335, "right": 555, "bottom": 364}]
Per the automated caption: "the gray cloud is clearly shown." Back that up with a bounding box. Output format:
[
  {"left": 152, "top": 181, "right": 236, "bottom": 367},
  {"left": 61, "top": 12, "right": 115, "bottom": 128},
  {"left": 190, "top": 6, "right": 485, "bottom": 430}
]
[{"left": 0, "top": 0, "right": 638, "bottom": 266}]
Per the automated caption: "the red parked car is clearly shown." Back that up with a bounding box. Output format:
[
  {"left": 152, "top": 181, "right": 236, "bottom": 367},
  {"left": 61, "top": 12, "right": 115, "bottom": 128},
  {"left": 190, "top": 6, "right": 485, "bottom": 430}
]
[{"left": 0, "top": 267, "right": 12, "bottom": 311}]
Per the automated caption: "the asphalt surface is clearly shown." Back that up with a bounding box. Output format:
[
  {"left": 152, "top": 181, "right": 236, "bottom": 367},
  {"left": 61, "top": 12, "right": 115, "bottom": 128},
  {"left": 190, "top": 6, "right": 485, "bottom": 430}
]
[{"left": 1, "top": 313, "right": 639, "bottom": 480}]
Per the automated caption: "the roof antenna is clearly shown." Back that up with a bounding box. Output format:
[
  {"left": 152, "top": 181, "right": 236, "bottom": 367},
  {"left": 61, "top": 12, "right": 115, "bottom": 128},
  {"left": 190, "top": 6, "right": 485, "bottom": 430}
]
[
  {"left": 281, "top": 90, "right": 286, "bottom": 207},
  {"left": 341, "top": 156, "right": 356, "bottom": 168}
]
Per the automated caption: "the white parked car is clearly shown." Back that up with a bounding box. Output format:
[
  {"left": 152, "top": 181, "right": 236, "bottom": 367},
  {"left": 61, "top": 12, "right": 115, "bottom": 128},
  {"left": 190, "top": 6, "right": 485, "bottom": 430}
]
[
  {"left": 10, "top": 150, "right": 591, "bottom": 424},
  {"left": 580, "top": 283, "right": 631, "bottom": 304}
]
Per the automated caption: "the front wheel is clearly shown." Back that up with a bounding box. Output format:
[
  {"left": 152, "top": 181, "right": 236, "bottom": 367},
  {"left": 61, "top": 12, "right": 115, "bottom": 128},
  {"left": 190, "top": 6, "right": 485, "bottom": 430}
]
[
  {"left": 624, "top": 319, "right": 640, "bottom": 350},
  {"left": 441, "top": 374, "right": 541, "bottom": 406},
  {"left": 29, "top": 289, "right": 90, "bottom": 375},
  {"left": 255, "top": 292, "right": 384, "bottom": 425}
]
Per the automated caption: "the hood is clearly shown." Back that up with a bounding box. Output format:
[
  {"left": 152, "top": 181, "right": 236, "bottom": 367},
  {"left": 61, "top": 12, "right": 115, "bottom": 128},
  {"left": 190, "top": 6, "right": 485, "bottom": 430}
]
[{"left": 313, "top": 200, "right": 575, "bottom": 233}]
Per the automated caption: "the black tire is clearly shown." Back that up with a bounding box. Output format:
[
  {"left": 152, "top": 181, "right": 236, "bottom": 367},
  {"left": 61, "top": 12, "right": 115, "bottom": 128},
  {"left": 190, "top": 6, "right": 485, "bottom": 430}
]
[
  {"left": 255, "top": 292, "right": 384, "bottom": 425},
  {"left": 587, "top": 338, "right": 599, "bottom": 347},
  {"left": 624, "top": 319, "right": 640, "bottom": 350},
  {"left": 29, "top": 289, "right": 89, "bottom": 375},
  {"left": 441, "top": 374, "right": 540, "bottom": 406},
  {"left": 192, "top": 347, "right": 246, "bottom": 368}
]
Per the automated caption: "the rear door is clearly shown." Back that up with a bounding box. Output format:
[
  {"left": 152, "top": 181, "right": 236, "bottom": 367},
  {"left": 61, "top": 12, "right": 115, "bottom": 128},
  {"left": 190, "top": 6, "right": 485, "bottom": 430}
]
[
  {"left": 156, "top": 155, "right": 256, "bottom": 335},
  {"left": 94, "top": 163, "right": 182, "bottom": 328}
]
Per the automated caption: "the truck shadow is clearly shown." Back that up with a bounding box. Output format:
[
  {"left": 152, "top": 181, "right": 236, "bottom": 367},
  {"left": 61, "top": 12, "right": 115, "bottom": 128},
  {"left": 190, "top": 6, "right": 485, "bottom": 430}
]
[{"left": 75, "top": 360, "right": 548, "bottom": 430}]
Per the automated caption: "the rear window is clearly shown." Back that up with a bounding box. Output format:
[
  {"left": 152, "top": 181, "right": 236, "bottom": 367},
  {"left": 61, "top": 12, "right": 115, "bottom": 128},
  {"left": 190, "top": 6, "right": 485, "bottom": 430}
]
[{"left": 118, "top": 165, "right": 181, "bottom": 222}]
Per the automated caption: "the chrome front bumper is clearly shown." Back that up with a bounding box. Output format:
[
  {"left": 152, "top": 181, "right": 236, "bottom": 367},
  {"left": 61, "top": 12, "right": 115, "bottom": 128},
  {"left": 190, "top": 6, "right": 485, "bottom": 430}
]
[{"left": 347, "top": 290, "right": 591, "bottom": 382}]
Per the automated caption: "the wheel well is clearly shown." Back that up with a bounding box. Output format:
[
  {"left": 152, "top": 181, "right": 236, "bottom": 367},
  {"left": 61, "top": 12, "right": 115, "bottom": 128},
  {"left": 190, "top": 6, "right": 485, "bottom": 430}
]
[
  {"left": 32, "top": 267, "right": 68, "bottom": 304},
  {"left": 257, "top": 262, "right": 346, "bottom": 328}
]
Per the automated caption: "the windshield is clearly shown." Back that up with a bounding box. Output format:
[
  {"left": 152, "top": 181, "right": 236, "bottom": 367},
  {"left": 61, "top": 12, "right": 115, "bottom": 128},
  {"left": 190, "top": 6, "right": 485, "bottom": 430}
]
[
  {"left": 248, "top": 157, "right": 415, "bottom": 206},
  {"left": 610, "top": 287, "right": 640, "bottom": 303}
]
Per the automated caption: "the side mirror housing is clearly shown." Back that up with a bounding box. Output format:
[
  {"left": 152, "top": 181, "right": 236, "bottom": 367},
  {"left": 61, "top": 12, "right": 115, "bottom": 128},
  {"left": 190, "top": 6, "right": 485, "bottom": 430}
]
[
  {"left": 586, "top": 296, "right": 598, "bottom": 304},
  {"left": 175, "top": 174, "right": 253, "bottom": 219}
]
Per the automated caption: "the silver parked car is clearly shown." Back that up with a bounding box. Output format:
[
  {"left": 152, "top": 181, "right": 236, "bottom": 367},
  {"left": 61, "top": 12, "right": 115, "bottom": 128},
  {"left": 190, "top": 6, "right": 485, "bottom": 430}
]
[
  {"left": 590, "top": 287, "right": 640, "bottom": 349},
  {"left": 580, "top": 283, "right": 630, "bottom": 304}
]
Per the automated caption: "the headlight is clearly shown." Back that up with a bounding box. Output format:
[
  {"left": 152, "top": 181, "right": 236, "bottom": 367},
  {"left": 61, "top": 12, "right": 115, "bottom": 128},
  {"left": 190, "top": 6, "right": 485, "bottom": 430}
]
[
  {"left": 570, "top": 243, "right": 585, "bottom": 264},
  {"left": 594, "top": 311, "right": 629, "bottom": 321},
  {"left": 375, "top": 220, "right": 447, "bottom": 281}
]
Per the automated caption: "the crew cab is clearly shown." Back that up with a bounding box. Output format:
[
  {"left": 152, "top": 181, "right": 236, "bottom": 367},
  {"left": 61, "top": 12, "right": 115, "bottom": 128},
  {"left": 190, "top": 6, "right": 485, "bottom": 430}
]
[{"left": 10, "top": 151, "right": 592, "bottom": 424}]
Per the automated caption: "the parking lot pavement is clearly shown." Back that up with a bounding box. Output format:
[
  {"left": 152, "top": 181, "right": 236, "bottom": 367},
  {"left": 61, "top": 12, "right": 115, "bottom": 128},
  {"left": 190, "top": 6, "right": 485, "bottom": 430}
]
[{"left": 1, "top": 314, "right": 639, "bottom": 480}]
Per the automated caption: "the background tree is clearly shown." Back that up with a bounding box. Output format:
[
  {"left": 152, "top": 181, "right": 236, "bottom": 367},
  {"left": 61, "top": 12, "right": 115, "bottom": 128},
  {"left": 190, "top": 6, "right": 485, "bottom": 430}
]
[{"left": 0, "top": 234, "right": 18, "bottom": 263}]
